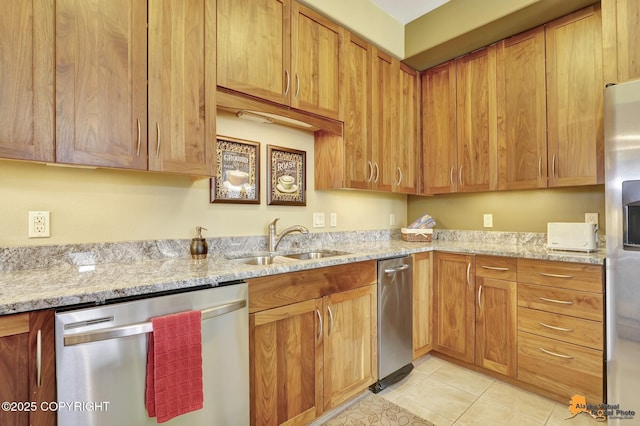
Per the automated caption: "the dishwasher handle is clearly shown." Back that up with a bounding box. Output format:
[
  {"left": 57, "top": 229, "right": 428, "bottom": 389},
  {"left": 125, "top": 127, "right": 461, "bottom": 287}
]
[
  {"left": 383, "top": 264, "right": 410, "bottom": 274},
  {"left": 63, "top": 299, "right": 246, "bottom": 347}
]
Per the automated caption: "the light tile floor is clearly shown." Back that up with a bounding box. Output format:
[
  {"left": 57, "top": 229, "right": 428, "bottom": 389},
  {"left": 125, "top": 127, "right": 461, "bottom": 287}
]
[{"left": 375, "top": 355, "right": 607, "bottom": 426}]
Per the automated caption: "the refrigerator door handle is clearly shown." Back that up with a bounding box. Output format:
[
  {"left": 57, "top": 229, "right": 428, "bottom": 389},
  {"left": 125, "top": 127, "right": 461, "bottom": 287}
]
[{"left": 63, "top": 299, "right": 246, "bottom": 346}]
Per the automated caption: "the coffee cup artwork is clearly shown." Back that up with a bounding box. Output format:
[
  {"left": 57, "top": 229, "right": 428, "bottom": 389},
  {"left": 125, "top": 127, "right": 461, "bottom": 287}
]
[
  {"left": 277, "top": 174, "right": 297, "bottom": 193},
  {"left": 268, "top": 145, "right": 306, "bottom": 206},
  {"left": 211, "top": 136, "right": 260, "bottom": 204}
]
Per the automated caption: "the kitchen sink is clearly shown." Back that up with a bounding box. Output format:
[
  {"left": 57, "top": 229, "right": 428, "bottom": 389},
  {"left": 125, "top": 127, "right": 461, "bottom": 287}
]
[{"left": 227, "top": 250, "right": 350, "bottom": 265}]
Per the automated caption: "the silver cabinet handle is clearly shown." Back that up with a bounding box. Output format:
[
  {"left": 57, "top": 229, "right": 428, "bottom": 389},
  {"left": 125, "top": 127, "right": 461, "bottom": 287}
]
[
  {"left": 136, "top": 119, "right": 141, "bottom": 157},
  {"left": 539, "top": 296, "right": 573, "bottom": 305},
  {"left": 396, "top": 167, "right": 402, "bottom": 186},
  {"left": 316, "top": 309, "right": 323, "bottom": 340},
  {"left": 551, "top": 154, "right": 556, "bottom": 178},
  {"left": 284, "top": 69, "right": 290, "bottom": 96},
  {"left": 327, "top": 306, "right": 334, "bottom": 336},
  {"left": 481, "top": 265, "right": 510, "bottom": 271},
  {"left": 538, "top": 347, "right": 574, "bottom": 359},
  {"left": 295, "top": 73, "right": 300, "bottom": 99},
  {"left": 64, "top": 299, "right": 247, "bottom": 346},
  {"left": 538, "top": 157, "right": 542, "bottom": 179},
  {"left": 367, "top": 161, "right": 374, "bottom": 183},
  {"left": 539, "top": 272, "right": 574, "bottom": 279},
  {"left": 374, "top": 162, "right": 380, "bottom": 183},
  {"left": 36, "top": 329, "right": 42, "bottom": 387},
  {"left": 155, "top": 122, "right": 161, "bottom": 159},
  {"left": 384, "top": 264, "right": 410, "bottom": 274},
  {"left": 538, "top": 322, "right": 574, "bottom": 333},
  {"left": 459, "top": 166, "right": 464, "bottom": 187},
  {"left": 477, "top": 285, "right": 483, "bottom": 309},
  {"left": 450, "top": 166, "right": 455, "bottom": 187},
  {"left": 466, "top": 262, "right": 471, "bottom": 287}
]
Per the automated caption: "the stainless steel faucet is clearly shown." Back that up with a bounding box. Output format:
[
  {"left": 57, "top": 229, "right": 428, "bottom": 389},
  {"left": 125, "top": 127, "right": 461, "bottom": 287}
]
[{"left": 268, "top": 218, "right": 309, "bottom": 252}]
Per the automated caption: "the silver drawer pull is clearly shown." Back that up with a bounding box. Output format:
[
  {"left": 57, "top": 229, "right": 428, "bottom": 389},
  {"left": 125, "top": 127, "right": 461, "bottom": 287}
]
[
  {"left": 538, "top": 322, "right": 574, "bottom": 332},
  {"left": 539, "top": 272, "right": 574, "bottom": 279},
  {"left": 539, "top": 296, "right": 573, "bottom": 305},
  {"left": 316, "top": 309, "right": 323, "bottom": 340},
  {"left": 538, "top": 347, "right": 574, "bottom": 359},
  {"left": 481, "top": 265, "right": 510, "bottom": 271}
]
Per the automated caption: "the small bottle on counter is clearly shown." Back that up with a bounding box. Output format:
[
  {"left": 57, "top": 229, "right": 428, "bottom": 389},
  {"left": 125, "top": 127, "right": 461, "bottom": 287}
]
[{"left": 190, "top": 226, "right": 208, "bottom": 259}]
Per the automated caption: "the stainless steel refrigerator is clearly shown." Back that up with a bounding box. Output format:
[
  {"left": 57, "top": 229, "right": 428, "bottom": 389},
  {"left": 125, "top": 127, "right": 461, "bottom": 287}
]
[{"left": 605, "top": 78, "right": 640, "bottom": 425}]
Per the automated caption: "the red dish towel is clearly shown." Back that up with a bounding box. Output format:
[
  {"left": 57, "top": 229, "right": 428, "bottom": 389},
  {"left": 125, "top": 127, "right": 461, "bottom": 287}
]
[{"left": 145, "top": 310, "right": 203, "bottom": 423}]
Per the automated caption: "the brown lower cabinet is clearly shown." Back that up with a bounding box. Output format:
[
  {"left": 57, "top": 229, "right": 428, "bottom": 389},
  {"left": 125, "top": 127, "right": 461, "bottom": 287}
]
[
  {"left": 248, "top": 261, "right": 377, "bottom": 426},
  {"left": 0, "top": 309, "right": 56, "bottom": 426}
]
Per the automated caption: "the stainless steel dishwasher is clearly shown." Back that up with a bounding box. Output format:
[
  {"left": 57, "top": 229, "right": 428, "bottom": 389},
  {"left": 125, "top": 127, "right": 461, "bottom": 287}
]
[
  {"left": 370, "top": 256, "right": 414, "bottom": 393},
  {"left": 55, "top": 281, "right": 248, "bottom": 426}
]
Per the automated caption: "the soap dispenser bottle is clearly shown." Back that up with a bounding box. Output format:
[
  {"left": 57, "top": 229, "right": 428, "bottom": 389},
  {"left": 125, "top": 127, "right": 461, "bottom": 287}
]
[{"left": 190, "top": 226, "right": 208, "bottom": 259}]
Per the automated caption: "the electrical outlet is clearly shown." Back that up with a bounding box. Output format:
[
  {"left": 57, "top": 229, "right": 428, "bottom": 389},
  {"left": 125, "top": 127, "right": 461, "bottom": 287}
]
[
  {"left": 28, "top": 211, "right": 50, "bottom": 238},
  {"left": 313, "top": 212, "right": 325, "bottom": 228},
  {"left": 585, "top": 213, "right": 599, "bottom": 231},
  {"left": 389, "top": 213, "right": 396, "bottom": 226},
  {"left": 330, "top": 213, "right": 337, "bottom": 227},
  {"left": 483, "top": 213, "right": 493, "bottom": 228}
]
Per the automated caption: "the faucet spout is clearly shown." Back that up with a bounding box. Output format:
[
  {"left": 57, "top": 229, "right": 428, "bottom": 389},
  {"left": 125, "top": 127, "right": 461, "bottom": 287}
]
[{"left": 268, "top": 218, "right": 309, "bottom": 252}]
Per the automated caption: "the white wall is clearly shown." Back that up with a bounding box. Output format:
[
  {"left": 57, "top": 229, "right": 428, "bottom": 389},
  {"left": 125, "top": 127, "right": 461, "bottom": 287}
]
[{"left": 0, "top": 111, "right": 407, "bottom": 246}]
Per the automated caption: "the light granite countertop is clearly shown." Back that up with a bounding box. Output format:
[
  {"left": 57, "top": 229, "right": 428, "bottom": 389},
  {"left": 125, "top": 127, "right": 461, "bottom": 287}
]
[{"left": 0, "top": 232, "right": 605, "bottom": 316}]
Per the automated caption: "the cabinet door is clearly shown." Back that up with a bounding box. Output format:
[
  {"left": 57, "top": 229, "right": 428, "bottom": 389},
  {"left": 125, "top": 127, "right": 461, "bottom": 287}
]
[
  {"left": 546, "top": 5, "right": 604, "bottom": 187},
  {"left": 323, "top": 285, "right": 377, "bottom": 411},
  {"left": 0, "top": 310, "right": 56, "bottom": 426},
  {"left": 371, "top": 49, "right": 397, "bottom": 192},
  {"left": 343, "top": 33, "right": 373, "bottom": 190},
  {"left": 413, "top": 252, "right": 433, "bottom": 359},
  {"left": 291, "top": 3, "right": 341, "bottom": 120},
  {"left": 433, "top": 252, "right": 475, "bottom": 363},
  {"left": 0, "top": 313, "right": 29, "bottom": 426},
  {"left": 422, "top": 60, "right": 458, "bottom": 195},
  {"left": 395, "top": 64, "right": 419, "bottom": 194},
  {"left": 250, "top": 299, "right": 323, "bottom": 426},
  {"left": 475, "top": 277, "right": 516, "bottom": 377},
  {"left": 456, "top": 46, "right": 498, "bottom": 193},
  {"left": 148, "top": 0, "right": 216, "bottom": 176},
  {"left": 602, "top": 0, "right": 640, "bottom": 83},
  {"left": 0, "top": 0, "right": 54, "bottom": 162},
  {"left": 55, "top": 0, "right": 147, "bottom": 169},
  {"left": 217, "top": 0, "right": 290, "bottom": 105},
  {"left": 497, "top": 27, "right": 548, "bottom": 190}
]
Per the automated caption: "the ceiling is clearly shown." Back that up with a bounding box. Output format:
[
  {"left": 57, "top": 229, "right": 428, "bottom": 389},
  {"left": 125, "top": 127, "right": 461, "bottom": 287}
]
[{"left": 369, "top": 0, "right": 449, "bottom": 24}]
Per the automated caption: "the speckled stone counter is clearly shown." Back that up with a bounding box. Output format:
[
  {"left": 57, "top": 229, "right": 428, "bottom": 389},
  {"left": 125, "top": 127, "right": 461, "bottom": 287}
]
[{"left": 0, "top": 229, "right": 605, "bottom": 315}]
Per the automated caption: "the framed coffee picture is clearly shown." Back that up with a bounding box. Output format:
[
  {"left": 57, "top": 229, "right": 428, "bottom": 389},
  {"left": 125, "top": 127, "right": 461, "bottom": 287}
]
[
  {"left": 267, "top": 145, "right": 306, "bottom": 206},
  {"left": 210, "top": 136, "right": 260, "bottom": 204}
]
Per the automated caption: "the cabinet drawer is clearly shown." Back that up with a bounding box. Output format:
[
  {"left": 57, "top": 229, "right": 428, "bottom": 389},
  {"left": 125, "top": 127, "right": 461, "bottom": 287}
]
[
  {"left": 476, "top": 256, "right": 516, "bottom": 280},
  {"left": 517, "top": 259, "right": 603, "bottom": 293},
  {"left": 518, "top": 283, "right": 603, "bottom": 321},
  {"left": 517, "top": 332, "right": 603, "bottom": 402},
  {"left": 518, "top": 307, "right": 603, "bottom": 349},
  {"left": 248, "top": 260, "right": 377, "bottom": 313}
]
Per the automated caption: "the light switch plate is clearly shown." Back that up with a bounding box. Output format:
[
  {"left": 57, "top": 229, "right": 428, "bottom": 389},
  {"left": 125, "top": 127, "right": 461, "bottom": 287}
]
[
  {"left": 483, "top": 213, "right": 493, "bottom": 228},
  {"left": 330, "top": 213, "right": 337, "bottom": 227},
  {"left": 313, "top": 212, "right": 325, "bottom": 228}
]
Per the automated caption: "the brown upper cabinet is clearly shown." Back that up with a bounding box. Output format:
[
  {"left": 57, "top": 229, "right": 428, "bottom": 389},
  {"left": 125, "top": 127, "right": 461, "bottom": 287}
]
[
  {"left": 602, "top": 0, "right": 640, "bottom": 84},
  {"left": 546, "top": 5, "right": 604, "bottom": 187},
  {"left": 0, "top": 0, "right": 54, "bottom": 163},
  {"left": 456, "top": 45, "right": 499, "bottom": 193},
  {"left": 421, "top": 60, "right": 458, "bottom": 195},
  {"left": 395, "top": 63, "right": 420, "bottom": 194},
  {"left": 496, "top": 26, "right": 548, "bottom": 191},
  {"left": 217, "top": 0, "right": 342, "bottom": 121},
  {"left": 56, "top": 0, "right": 216, "bottom": 175}
]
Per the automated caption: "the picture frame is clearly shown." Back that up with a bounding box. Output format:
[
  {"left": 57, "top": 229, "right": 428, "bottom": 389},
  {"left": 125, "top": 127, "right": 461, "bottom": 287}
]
[
  {"left": 210, "top": 136, "right": 260, "bottom": 204},
  {"left": 267, "top": 145, "right": 306, "bottom": 206}
]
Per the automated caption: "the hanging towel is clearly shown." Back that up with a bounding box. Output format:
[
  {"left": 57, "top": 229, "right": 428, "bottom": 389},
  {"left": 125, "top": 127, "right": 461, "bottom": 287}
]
[{"left": 145, "top": 310, "right": 203, "bottom": 423}]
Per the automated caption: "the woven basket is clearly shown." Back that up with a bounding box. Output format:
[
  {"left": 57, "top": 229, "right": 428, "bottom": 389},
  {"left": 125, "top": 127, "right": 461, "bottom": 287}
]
[{"left": 401, "top": 228, "right": 433, "bottom": 242}]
